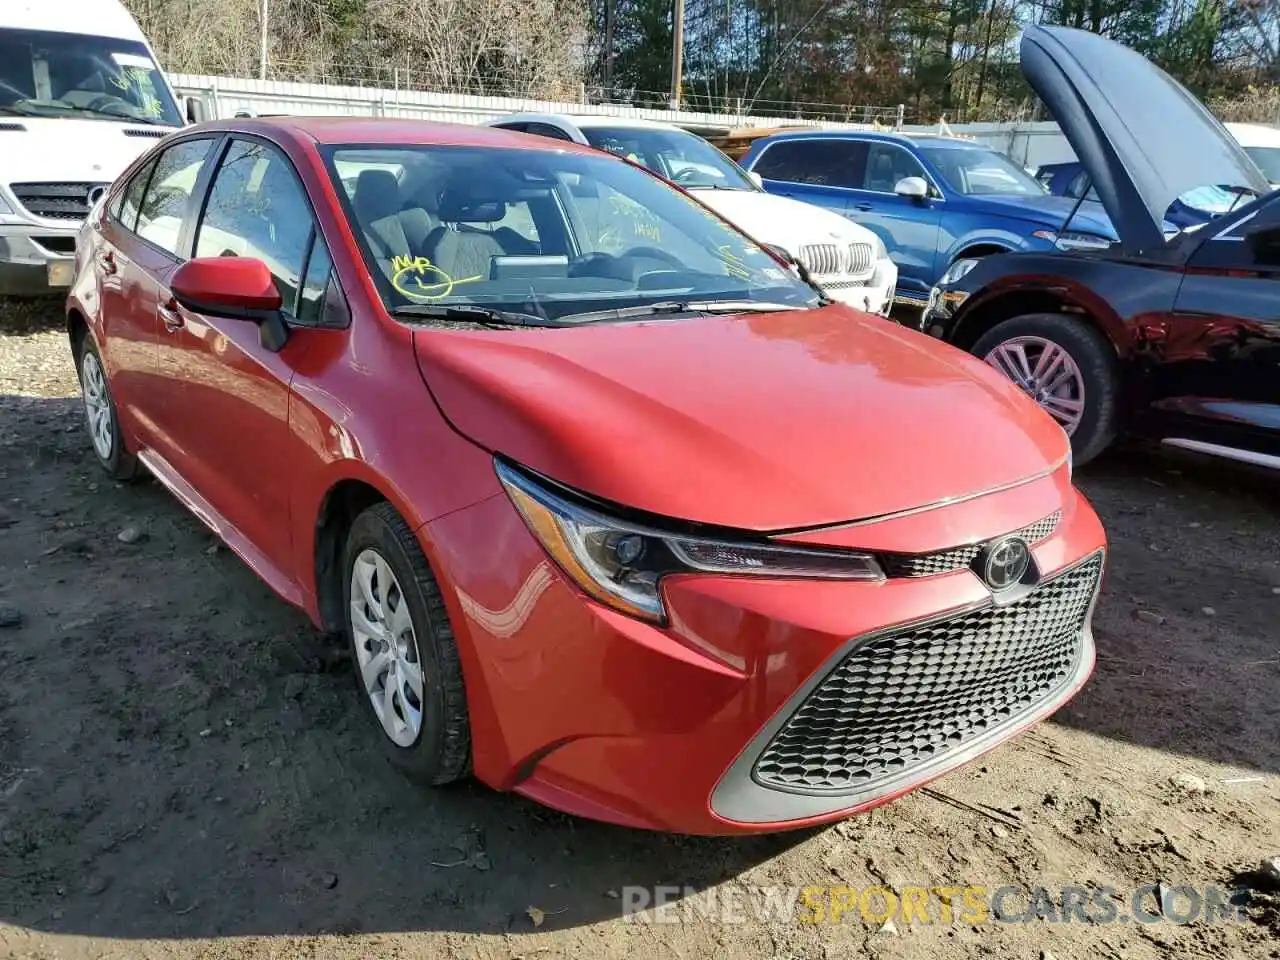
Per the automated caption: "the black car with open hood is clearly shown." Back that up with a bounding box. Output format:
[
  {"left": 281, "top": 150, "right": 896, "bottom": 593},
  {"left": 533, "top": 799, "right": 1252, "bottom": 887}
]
[{"left": 915, "top": 25, "right": 1280, "bottom": 471}]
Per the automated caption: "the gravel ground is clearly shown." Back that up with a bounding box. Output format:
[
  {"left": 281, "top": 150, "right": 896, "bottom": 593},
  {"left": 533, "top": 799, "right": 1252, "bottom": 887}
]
[{"left": 0, "top": 296, "right": 1277, "bottom": 960}]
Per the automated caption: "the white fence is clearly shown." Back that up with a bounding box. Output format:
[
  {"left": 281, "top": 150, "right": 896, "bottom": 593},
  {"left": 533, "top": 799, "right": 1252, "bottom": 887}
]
[
  {"left": 169, "top": 73, "right": 1074, "bottom": 167},
  {"left": 169, "top": 73, "right": 900, "bottom": 134}
]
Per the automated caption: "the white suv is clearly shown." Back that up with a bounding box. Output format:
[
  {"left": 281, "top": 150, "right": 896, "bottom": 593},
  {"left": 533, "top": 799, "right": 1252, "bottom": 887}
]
[{"left": 486, "top": 114, "right": 898, "bottom": 315}]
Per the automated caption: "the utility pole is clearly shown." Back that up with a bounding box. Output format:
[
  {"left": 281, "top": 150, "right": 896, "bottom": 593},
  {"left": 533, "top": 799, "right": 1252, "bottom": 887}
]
[
  {"left": 670, "top": 0, "right": 684, "bottom": 110},
  {"left": 258, "top": 0, "right": 269, "bottom": 80},
  {"left": 604, "top": 0, "right": 616, "bottom": 95}
]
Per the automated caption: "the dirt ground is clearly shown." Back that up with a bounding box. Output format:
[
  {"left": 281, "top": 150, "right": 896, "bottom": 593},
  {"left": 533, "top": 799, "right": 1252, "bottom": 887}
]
[{"left": 0, "top": 296, "right": 1277, "bottom": 960}]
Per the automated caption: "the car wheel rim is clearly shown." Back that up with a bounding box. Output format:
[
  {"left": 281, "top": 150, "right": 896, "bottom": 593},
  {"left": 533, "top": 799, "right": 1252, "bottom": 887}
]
[
  {"left": 350, "top": 548, "right": 424, "bottom": 747},
  {"left": 983, "top": 336, "right": 1086, "bottom": 436},
  {"left": 80, "top": 350, "right": 114, "bottom": 461}
]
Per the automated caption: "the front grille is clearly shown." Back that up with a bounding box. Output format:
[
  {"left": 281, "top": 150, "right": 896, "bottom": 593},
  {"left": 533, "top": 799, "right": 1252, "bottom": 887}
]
[
  {"left": 881, "top": 511, "right": 1061, "bottom": 579},
  {"left": 797, "top": 243, "right": 841, "bottom": 276},
  {"left": 753, "top": 552, "right": 1102, "bottom": 793},
  {"left": 847, "top": 241, "right": 874, "bottom": 279},
  {"left": 10, "top": 182, "right": 108, "bottom": 221},
  {"left": 0, "top": 122, "right": 25, "bottom": 132},
  {"left": 123, "top": 128, "right": 168, "bottom": 139}
]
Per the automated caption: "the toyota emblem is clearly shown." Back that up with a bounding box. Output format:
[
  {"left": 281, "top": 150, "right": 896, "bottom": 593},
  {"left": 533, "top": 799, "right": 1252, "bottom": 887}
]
[{"left": 980, "top": 537, "right": 1031, "bottom": 591}]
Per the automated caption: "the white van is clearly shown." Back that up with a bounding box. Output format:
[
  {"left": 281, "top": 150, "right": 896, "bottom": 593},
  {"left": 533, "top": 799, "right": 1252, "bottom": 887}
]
[
  {"left": 1225, "top": 123, "right": 1280, "bottom": 190},
  {"left": 0, "top": 1, "right": 197, "bottom": 294}
]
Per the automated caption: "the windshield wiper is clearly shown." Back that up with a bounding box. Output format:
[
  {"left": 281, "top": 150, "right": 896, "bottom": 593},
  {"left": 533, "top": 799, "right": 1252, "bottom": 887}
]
[
  {"left": 559, "top": 299, "right": 808, "bottom": 323},
  {"left": 0, "top": 104, "right": 43, "bottom": 117},
  {"left": 392, "top": 303, "right": 573, "bottom": 328}
]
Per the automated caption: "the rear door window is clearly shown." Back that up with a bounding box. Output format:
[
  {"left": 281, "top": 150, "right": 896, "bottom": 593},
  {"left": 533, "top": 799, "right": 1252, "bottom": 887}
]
[
  {"left": 751, "top": 139, "right": 867, "bottom": 188},
  {"left": 134, "top": 139, "right": 215, "bottom": 255}
]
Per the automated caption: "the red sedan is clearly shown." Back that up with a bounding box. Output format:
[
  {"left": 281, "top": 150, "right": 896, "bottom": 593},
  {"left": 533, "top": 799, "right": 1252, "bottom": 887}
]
[{"left": 66, "top": 118, "right": 1106, "bottom": 835}]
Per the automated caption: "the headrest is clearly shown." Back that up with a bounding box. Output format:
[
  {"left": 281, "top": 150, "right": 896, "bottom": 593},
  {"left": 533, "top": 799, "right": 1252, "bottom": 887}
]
[
  {"left": 438, "top": 186, "right": 505, "bottom": 223},
  {"left": 354, "top": 169, "right": 401, "bottom": 224}
]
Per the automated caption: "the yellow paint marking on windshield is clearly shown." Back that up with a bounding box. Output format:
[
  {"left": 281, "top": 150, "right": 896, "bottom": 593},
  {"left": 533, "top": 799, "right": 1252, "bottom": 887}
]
[
  {"left": 714, "top": 245, "right": 752, "bottom": 281},
  {"left": 390, "top": 255, "right": 482, "bottom": 301}
]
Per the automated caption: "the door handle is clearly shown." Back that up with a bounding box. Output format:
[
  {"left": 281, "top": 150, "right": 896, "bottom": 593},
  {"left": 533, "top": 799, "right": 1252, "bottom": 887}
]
[
  {"left": 98, "top": 251, "right": 117, "bottom": 275},
  {"left": 158, "top": 298, "right": 184, "bottom": 332},
  {"left": 851, "top": 203, "right": 874, "bottom": 212}
]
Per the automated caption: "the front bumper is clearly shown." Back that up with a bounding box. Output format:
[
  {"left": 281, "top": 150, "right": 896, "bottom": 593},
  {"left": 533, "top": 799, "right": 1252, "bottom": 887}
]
[
  {"left": 426, "top": 466, "right": 1106, "bottom": 835},
  {"left": 914, "top": 283, "right": 968, "bottom": 338},
  {"left": 0, "top": 221, "right": 79, "bottom": 295},
  {"left": 818, "top": 257, "right": 898, "bottom": 316}
]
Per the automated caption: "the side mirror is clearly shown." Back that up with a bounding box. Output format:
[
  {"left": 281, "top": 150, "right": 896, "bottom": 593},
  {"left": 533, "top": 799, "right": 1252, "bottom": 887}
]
[
  {"left": 894, "top": 176, "right": 929, "bottom": 201},
  {"left": 183, "top": 96, "right": 206, "bottom": 125},
  {"left": 171, "top": 257, "right": 289, "bottom": 351},
  {"left": 747, "top": 171, "right": 764, "bottom": 189},
  {"left": 1246, "top": 225, "right": 1280, "bottom": 266}
]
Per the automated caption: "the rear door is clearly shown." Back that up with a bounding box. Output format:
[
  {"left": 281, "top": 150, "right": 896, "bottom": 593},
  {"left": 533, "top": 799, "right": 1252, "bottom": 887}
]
[
  {"left": 842, "top": 141, "right": 944, "bottom": 293},
  {"left": 98, "top": 137, "right": 219, "bottom": 451},
  {"left": 1155, "top": 203, "right": 1280, "bottom": 458},
  {"left": 747, "top": 138, "right": 866, "bottom": 218}
]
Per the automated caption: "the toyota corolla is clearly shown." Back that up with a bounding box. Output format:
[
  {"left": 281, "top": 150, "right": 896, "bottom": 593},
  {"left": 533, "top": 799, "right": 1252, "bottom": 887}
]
[{"left": 66, "top": 118, "right": 1106, "bottom": 835}]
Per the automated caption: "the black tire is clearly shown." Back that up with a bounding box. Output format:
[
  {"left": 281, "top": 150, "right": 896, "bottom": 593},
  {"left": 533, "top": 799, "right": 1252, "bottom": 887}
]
[
  {"left": 74, "top": 334, "right": 140, "bottom": 481},
  {"left": 342, "top": 502, "right": 471, "bottom": 784},
  {"left": 971, "top": 313, "right": 1119, "bottom": 466}
]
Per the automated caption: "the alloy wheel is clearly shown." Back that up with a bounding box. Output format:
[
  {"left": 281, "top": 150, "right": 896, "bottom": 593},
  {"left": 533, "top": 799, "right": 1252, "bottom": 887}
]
[
  {"left": 984, "top": 336, "right": 1086, "bottom": 435},
  {"left": 80, "top": 350, "right": 114, "bottom": 461},
  {"left": 350, "top": 548, "right": 426, "bottom": 747}
]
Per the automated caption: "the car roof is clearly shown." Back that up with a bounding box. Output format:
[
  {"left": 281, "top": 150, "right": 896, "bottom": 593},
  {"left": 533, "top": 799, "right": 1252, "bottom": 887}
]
[
  {"left": 753, "top": 129, "right": 985, "bottom": 150},
  {"left": 492, "top": 113, "right": 685, "bottom": 132},
  {"left": 194, "top": 116, "right": 600, "bottom": 153}
]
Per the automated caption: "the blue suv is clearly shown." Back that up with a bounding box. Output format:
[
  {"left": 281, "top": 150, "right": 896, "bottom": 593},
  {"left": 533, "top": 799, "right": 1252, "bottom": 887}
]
[{"left": 740, "top": 131, "right": 1120, "bottom": 305}]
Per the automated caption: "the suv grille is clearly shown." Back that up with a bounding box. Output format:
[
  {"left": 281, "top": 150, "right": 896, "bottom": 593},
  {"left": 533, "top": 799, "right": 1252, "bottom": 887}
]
[
  {"left": 881, "top": 511, "right": 1061, "bottom": 578},
  {"left": 753, "top": 552, "right": 1102, "bottom": 793},
  {"left": 10, "top": 182, "right": 109, "bottom": 221},
  {"left": 796, "top": 241, "right": 876, "bottom": 281}
]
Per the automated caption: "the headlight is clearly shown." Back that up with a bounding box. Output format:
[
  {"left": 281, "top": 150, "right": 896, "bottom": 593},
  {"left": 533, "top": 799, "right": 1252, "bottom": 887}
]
[
  {"left": 1032, "top": 229, "right": 1113, "bottom": 252},
  {"left": 497, "top": 461, "right": 884, "bottom": 623},
  {"left": 939, "top": 258, "right": 979, "bottom": 286}
]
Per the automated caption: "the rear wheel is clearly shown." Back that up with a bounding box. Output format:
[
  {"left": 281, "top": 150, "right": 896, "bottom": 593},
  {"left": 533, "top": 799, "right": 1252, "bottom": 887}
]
[
  {"left": 342, "top": 502, "right": 471, "bottom": 784},
  {"left": 972, "top": 313, "right": 1118, "bottom": 466},
  {"left": 75, "top": 335, "right": 139, "bottom": 481}
]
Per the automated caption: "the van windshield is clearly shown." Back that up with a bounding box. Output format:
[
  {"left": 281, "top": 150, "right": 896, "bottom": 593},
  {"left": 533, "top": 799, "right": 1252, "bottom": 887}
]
[{"left": 0, "top": 28, "right": 182, "bottom": 127}]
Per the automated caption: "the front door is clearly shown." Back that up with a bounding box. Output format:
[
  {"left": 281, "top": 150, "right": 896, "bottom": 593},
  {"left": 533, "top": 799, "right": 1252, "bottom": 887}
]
[
  {"left": 841, "top": 141, "right": 943, "bottom": 296},
  {"left": 155, "top": 137, "right": 327, "bottom": 577},
  {"left": 1155, "top": 204, "right": 1280, "bottom": 458}
]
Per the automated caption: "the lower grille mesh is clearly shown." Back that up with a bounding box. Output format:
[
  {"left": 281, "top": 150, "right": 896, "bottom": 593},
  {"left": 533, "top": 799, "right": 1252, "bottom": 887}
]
[{"left": 753, "top": 553, "right": 1102, "bottom": 794}]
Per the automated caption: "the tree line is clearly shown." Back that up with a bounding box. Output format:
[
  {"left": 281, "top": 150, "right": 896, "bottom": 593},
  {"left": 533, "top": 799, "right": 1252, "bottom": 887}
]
[{"left": 126, "top": 0, "right": 1280, "bottom": 122}]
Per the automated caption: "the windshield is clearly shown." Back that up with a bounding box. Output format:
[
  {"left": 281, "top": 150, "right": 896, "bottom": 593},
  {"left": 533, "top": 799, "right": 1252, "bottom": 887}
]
[
  {"left": 921, "top": 145, "right": 1048, "bottom": 197},
  {"left": 1243, "top": 146, "right": 1280, "bottom": 185},
  {"left": 0, "top": 28, "right": 182, "bottom": 126},
  {"left": 580, "top": 126, "right": 757, "bottom": 191},
  {"left": 326, "top": 144, "right": 816, "bottom": 322}
]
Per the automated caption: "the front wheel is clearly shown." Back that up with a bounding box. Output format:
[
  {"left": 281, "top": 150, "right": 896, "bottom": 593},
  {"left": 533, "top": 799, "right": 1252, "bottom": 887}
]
[
  {"left": 342, "top": 502, "right": 471, "bottom": 784},
  {"left": 972, "top": 313, "right": 1119, "bottom": 466}
]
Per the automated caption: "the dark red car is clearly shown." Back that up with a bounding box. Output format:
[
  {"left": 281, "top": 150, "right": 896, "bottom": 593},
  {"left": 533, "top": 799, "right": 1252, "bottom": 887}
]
[{"left": 67, "top": 117, "right": 1106, "bottom": 834}]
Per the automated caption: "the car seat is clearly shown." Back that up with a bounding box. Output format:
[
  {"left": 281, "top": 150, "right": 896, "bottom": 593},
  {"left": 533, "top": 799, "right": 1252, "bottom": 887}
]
[
  {"left": 425, "top": 188, "right": 510, "bottom": 281},
  {"left": 353, "top": 169, "right": 435, "bottom": 263}
]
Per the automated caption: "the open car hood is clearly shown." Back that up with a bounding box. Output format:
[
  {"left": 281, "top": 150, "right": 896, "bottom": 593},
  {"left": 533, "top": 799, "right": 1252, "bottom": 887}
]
[
  {"left": 414, "top": 305, "right": 1069, "bottom": 532},
  {"left": 1020, "top": 25, "right": 1269, "bottom": 253}
]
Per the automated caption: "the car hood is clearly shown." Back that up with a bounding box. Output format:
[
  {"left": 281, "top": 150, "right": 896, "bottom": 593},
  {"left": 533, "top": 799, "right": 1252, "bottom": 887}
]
[
  {"left": 0, "top": 118, "right": 174, "bottom": 187},
  {"left": 688, "top": 188, "right": 880, "bottom": 251},
  {"left": 413, "top": 305, "right": 1069, "bottom": 531},
  {"left": 969, "top": 192, "right": 1116, "bottom": 237},
  {"left": 1020, "top": 25, "right": 1269, "bottom": 254}
]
